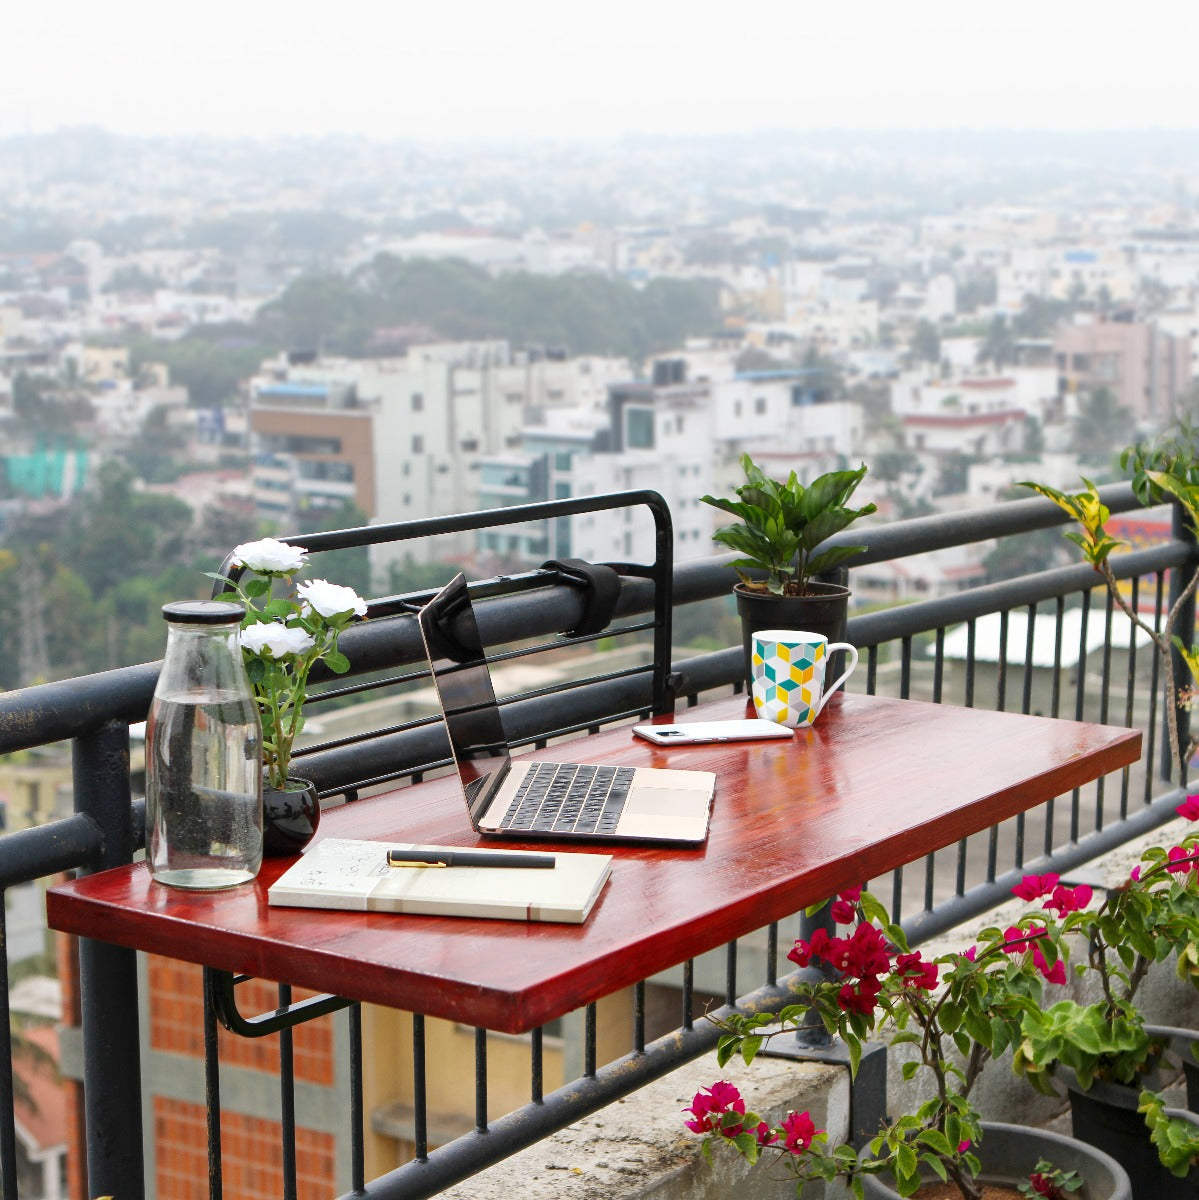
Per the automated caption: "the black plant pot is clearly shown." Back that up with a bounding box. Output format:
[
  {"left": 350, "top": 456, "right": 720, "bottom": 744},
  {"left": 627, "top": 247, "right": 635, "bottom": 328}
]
[
  {"left": 1061, "top": 1062, "right": 1196, "bottom": 1200},
  {"left": 860, "top": 1119, "right": 1131, "bottom": 1199},
  {"left": 734, "top": 580, "right": 850, "bottom": 691},
  {"left": 262, "top": 775, "right": 320, "bottom": 857}
]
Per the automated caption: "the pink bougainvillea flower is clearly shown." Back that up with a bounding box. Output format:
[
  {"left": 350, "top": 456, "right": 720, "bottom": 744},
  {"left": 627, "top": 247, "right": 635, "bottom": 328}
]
[
  {"left": 754, "top": 1121, "right": 777, "bottom": 1146},
  {"left": 787, "top": 926, "right": 839, "bottom": 970},
  {"left": 837, "top": 976, "right": 882, "bottom": 1015},
  {"left": 1032, "top": 942, "right": 1067, "bottom": 985},
  {"left": 957, "top": 1139, "right": 972, "bottom": 1153},
  {"left": 895, "top": 951, "right": 939, "bottom": 991},
  {"left": 840, "top": 923, "right": 892, "bottom": 979},
  {"left": 780, "top": 1110, "right": 821, "bottom": 1155},
  {"left": 831, "top": 897, "right": 857, "bottom": 924},
  {"left": 1130, "top": 865, "right": 1142, "bottom": 882},
  {"left": 1013, "top": 873, "right": 1059, "bottom": 901},
  {"left": 1177, "top": 795, "right": 1199, "bottom": 822},
  {"left": 1167, "top": 845, "right": 1199, "bottom": 875},
  {"left": 683, "top": 1081, "right": 745, "bottom": 1135},
  {"left": 1028, "top": 1173, "right": 1055, "bottom": 1197},
  {"left": 1042, "top": 883, "right": 1093, "bottom": 916},
  {"left": 960, "top": 945, "right": 978, "bottom": 962}
]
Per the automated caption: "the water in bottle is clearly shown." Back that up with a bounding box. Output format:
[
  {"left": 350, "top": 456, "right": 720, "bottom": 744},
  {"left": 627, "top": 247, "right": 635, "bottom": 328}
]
[{"left": 146, "top": 601, "right": 263, "bottom": 889}]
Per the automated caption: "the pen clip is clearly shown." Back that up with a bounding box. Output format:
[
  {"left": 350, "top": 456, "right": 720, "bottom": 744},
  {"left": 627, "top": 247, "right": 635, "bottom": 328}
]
[{"left": 386, "top": 857, "right": 448, "bottom": 869}]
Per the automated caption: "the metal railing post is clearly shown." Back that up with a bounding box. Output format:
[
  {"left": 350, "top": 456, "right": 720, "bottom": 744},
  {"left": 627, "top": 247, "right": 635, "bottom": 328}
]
[
  {"left": 73, "top": 720, "right": 145, "bottom": 1200},
  {"left": 1165, "top": 498, "right": 1198, "bottom": 784}
]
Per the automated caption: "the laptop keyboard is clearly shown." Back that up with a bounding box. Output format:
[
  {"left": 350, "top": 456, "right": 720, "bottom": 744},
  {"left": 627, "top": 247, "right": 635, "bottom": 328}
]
[{"left": 500, "top": 763, "right": 635, "bottom": 835}]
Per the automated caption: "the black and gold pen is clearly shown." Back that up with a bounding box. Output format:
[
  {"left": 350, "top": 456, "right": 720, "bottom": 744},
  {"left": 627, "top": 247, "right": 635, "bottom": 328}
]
[{"left": 386, "top": 849, "right": 557, "bottom": 869}]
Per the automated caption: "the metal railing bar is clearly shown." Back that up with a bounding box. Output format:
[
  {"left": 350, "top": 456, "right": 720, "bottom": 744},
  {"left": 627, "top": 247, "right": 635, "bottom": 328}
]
[
  {"left": 633, "top": 982, "right": 646, "bottom": 1054},
  {"left": 530, "top": 1026, "right": 543, "bottom": 1106},
  {"left": 584, "top": 1005, "right": 597, "bottom": 1078},
  {"left": 279, "top": 984, "right": 298, "bottom": 1200},
  {"left": 0, "top": 905, "right": 15, "bottom": 1200},
  {"left": 474, "top": 1029, "right": 488, "bottom": 1133},
  {"left": 350, "top": 1003, "right": 365, "bottom": 1191},
  {"left": 203, "top": 967, "right": 225, "bottom": 1200},
  {"left": 413, "top": 1015, "right": 428, "bottom": 1162}
]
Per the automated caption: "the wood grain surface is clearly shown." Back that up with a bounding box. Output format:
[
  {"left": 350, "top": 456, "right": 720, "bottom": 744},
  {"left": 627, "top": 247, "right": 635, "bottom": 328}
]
[{"left": 46, "top": 694, "right": 1141, "bottom": 1033}]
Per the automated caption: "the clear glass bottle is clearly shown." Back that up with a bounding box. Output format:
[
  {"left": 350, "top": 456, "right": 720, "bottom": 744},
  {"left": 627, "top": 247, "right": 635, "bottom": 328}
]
[{"left": 146, "top": 601, "right": 263, "bottom": 889}]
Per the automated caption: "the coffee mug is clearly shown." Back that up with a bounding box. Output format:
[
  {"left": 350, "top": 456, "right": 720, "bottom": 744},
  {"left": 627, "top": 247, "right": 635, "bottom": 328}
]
[{"left": 751, "top": 630, "right": 858, "bottom": 728}]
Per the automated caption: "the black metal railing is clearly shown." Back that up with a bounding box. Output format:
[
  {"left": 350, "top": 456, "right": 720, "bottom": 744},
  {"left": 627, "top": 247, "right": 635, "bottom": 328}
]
[{"left": 0, "top": 482, "right": 1192, "bottom": 1200}]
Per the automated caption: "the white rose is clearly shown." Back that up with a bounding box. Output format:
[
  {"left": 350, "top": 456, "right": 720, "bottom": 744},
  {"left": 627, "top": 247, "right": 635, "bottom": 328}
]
[
  {"left": 231, "top": 538, "right": 308, "bottom": 574},
  {"left": 241, "top": 622, "right": 315, "bottom": 659},
  {"left": 297, "top": 579, "right": 368, "bottom": 619}
]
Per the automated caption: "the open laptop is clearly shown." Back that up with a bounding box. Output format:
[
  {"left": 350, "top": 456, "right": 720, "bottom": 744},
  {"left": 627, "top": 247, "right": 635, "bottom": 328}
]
[{"left": 417, "top": 573, "right": 715, "bottom": 845}]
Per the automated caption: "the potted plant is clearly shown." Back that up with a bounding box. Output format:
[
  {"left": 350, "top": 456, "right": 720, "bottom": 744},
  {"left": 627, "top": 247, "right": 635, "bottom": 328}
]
[
  {"left": 701, "top": 453, "right": 876, "bottom": 687},
  {"left": 684, "top": 885, "right": 1130, "bottom": 1199},
  {"left": 1009, "top": 798, "right": 1199, "bottom": 1198},
  {"left": 212, "top": 537, "right": 367, "bottom": 855},
  {"left": 1020, "top": 426, "right": 1199, "bottom": 773}
]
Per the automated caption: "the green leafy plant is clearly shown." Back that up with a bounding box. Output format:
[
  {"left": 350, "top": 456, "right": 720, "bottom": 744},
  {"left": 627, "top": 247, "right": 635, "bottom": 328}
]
[
  {"left": 688, "top": 886, "right": 1066, "bottom": 1199},
  {"left": 1017, "top": 1157, "right": 1083, "bottom": 1198},
  {"left": 1020, "top": 423, "right": 1199, "bottom": 770},
  {"left": 1139, "top": 1090, "right": 1199, "bottom": 1178},
  {"left": 210, "top": 537, "right": 367, "bottom": 790},
  {"left": 701, "top": 453, "right": 876, "bottom": 596}
]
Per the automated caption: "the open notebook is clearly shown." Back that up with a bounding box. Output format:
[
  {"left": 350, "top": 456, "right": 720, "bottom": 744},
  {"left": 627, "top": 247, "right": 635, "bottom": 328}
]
[{"left": 268, "top": 838, "right": 612, "bottom": 924}]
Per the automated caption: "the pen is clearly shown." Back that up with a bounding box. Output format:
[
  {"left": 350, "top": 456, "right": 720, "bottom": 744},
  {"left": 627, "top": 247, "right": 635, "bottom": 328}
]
[{"left": 386, "top": 849, "right": 557, "bottom": 869}]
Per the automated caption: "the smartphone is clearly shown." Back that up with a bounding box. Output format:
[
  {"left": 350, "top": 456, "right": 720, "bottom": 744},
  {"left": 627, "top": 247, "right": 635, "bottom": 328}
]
[{"left": 632, "top": 720, "right": 794, "bottom": 745}]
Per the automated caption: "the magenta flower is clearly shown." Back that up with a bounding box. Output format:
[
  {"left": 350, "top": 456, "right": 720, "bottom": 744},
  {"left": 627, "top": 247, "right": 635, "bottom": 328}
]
[
  {"left": 1013, "top": 872, "right": 1059, "bottom": 901},
  {"left": 754, "top": 1121, "right": 778, "bottom": 1146},
  {"left": 780, "top": 1110, "right": 821, "bottom": 1154},
  {"left": 957, "top": 1139, "right": 972, "bottom": 1153},
  {"left": 683, "top": 1081, "right": 746, "bottom": 1136},
  {"left": 1042, "top": 883, "right": 1093, "bottom": 916},
  {"left": 895, "top": 951, "right": 939, "bottom": 991},
  {"left": 837, "top": 976, "right": 882, "bottom": 1015},
  {"left": 1167, "top": 846, "right": 1199, "bottom": 875},
  {"left": 1177, "top": 795, "right": 1199, "bottom": 822},
  {"left": 960, "top": 945, "right": 978, "bottom": 962},
  {"left": 1032, "top": 943, "right": 1067, "bottom": 985}
]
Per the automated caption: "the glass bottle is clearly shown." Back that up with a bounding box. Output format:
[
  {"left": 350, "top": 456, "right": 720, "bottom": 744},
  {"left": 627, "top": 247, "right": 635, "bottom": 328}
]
[{"left": 146, "top": 601, "right": 263, "bottom": 889}]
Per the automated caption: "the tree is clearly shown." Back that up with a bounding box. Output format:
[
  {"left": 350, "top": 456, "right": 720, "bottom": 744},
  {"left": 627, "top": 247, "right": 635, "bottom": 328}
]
[
  {"left": 909, "top": 319, "right": 940, "bottom": 365},
  {"left": 976, "top": 315, "right": 1015, "bottom": 371},
  {"left": 1071, "top": 386, "right": 1131, "bottom": 462}
]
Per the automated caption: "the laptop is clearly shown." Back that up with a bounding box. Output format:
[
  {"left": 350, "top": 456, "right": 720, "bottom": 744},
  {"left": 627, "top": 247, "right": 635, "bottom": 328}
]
[{"left": 417, "top": 573, "right": 716, "bottom": 845}]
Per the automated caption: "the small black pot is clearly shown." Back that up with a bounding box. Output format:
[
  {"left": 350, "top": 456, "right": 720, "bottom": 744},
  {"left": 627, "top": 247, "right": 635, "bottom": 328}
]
[
  {"left": 1060, "top": 1061, "right": 1194, "bottom": 1200},
  {"left": 262, "top": 775, "right": 320, "bottom": 857},
  {"left": 734, "top": 580, "right": 850, "bottom": 691},
  {"left": 861, "top": 1120, "right": 1131, "bottom": 1200}
]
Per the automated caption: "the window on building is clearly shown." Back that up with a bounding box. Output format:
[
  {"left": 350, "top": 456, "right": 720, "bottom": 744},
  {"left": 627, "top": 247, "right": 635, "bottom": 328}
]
[
  {"left": 411, "top": 393, "right": 423, "bottom": 412},
  {"left": 412, "top": 435, "right": 424, "bottom": 454},
  {"left": 625, "top": 408, "right": 654, "bottom": 449},
  {"left": 259, "top": 433, "right": 343, "bottom": 455},
  {"left": 754, "top": 396, "right": 767, "bottom": 415}
]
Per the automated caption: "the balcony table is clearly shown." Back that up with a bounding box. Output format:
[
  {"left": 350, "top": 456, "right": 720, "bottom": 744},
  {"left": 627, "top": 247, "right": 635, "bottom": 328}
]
[{"left": 46, "top": 693, "right": 1141, "bottom": 1035}]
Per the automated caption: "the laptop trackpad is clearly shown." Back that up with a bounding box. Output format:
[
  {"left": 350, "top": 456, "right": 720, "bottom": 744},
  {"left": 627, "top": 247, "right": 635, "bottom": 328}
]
[{"left": 629, "top": 789, "right": 705, "bottom": 817}]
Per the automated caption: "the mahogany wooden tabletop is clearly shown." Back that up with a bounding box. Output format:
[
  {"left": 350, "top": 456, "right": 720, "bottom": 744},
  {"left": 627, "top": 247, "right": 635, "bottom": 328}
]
[{"left": 46, "top": 693, "right": 1141, "bottom": 1034}]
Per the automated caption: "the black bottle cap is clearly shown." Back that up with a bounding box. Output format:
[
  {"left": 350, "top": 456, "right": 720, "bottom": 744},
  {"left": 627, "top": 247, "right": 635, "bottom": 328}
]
[{"left": 161, "top": 601, "right": 246, "bottom": 625}]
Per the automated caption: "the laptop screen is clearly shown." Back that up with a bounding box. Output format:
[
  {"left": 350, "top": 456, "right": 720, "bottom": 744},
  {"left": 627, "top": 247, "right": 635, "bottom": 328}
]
[{"left": 417, "top": 574, "right": 512, "bottom": 819}]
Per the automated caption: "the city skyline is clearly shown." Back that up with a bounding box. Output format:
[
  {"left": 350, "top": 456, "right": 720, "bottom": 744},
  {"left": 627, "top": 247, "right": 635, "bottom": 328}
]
[{"left": 5, "top": 0, "right": 1199, "bottom": 144}]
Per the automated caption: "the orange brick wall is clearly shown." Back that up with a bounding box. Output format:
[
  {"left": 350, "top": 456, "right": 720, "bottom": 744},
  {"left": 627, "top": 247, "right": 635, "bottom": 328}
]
[
  {"left": 155, "top": 1097, "right": 336, "bottom": 1200},
  {"left": 148, "top": 956, "right": 334, "bottom": 1085}
]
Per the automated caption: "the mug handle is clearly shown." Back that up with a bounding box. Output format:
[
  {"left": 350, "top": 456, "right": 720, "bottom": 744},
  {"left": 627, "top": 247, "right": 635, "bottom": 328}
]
[{"left": 813, "top": 643, "right": 859, "bottom": 717}]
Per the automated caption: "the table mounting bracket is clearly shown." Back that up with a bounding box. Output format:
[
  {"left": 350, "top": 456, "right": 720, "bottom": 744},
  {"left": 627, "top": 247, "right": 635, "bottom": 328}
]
[{"left": 206, "top": 968, "right": 355, "bottom": 1038}]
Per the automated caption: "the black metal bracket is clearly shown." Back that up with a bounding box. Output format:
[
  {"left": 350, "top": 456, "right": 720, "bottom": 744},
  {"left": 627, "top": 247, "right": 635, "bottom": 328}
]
[
  {"left": 206, "top": 969, "right": 355, "bottom": 1038},
  {"left": 759, "top": 1036, "right": 888, "bottom": 1149}
]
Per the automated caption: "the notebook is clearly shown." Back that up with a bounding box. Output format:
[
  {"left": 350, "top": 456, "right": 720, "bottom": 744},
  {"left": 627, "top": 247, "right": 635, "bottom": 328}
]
[
  {"left": 418, "top": 573, "right": 716, "bottom": 845},
  {"left": 268, "top": 838, "right": 612, "bottom": 924}
]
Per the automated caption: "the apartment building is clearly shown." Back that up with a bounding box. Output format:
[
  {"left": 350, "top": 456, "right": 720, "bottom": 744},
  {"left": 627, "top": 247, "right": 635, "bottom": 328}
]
[{"left": 1054, "top": 317, "right": 1191, "bottom": 424}]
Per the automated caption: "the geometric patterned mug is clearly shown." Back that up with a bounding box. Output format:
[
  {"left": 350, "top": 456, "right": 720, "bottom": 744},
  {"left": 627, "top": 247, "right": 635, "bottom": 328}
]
[{"left": 750, "top": 629, "right": 859, "bottom": 728}]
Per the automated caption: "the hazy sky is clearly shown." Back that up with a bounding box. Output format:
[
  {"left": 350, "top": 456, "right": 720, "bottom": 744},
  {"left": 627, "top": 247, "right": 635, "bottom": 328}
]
[{"left": 4, "top": 0, "right": 1198, "bottom": 142}]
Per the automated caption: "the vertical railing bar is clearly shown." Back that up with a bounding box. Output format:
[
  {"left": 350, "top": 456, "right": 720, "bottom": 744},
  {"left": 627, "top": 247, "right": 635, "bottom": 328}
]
[
  {"left": 1051, "top": 595, "right": 1065, "bottom": 719},
  {"left": 955, "top": 839, "right": 968, "bottom": 898},
  {"left": 891, "top": 864, "right": 904, "bottom": 924},
  {"left": 278, "top": 984, "right": 298, "bottom": 1200},
  {"left": 964, "top": 619, "right": 977, "bottom": 708},
  {"left": 766, "top": 921, "right": 779, "bottom": 987},
  {"left": 202, "top": 967, "right": 225, "bottom": 1200},
  {"left": 1121, "top": 577, "right": 1141, "bottom": 820},
  {"left": 900, "top": 636, "right": 912, "bottom": 700},
  {"left": 866, "top": 644, "right": 879, "bottom": 696},
  {"left": 1071, "top": 590, "right": 1092, "bottom": 842},
  {"left": 923, "top": 850, "right": 935, "bottom": 914},
  {"left": 987, "top": 823, "right": 999, "bottom": 884},
  {"left": 531, "top": 1027, "right": 544, "bottom": 1105},
  {"left": 996, "top": 609, "right": 1009, "bottom": 712},
  {"left": 348, "top": 1003, "right": 365, "bottom": 1192},
  {"left": 725, "top": 941, "right": 738, "bottom": 1007},
  {"left": 474, "top": 1027, "right": 489, "bottom": 1133},
  {"left": 0, "top": 904, "right": 15, "bottom": 1200},
  {"left": 412, "top": 1014, "right": 428, "bottom": 1162},
  {"left": 682, "top": 960, "right": 695, "bottom": 1031},
  {"left": 1095, "top": 588, "right": 1116, "bottom": 830},
  {"left": 584, "top": 1004, "right": 597, "bottom": 1078},
  {"left": 1146, "top": 573, "right": 1166, "bottom": 804},
  {"left": 633, "top": 981, "right": 646, "bottom": 1054},
  {"left": 932, "top": 627, "right": 946, "bottom": 704},
  {"left": 1021, "top": 602, "right": 1037, "bottom": 715}
]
